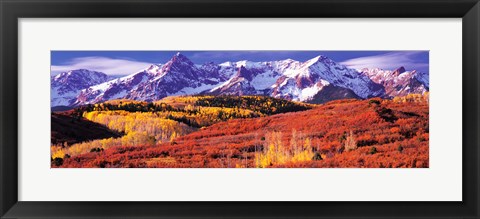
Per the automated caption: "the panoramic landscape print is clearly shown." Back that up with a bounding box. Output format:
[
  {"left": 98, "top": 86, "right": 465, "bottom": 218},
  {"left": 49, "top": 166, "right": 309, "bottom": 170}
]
[{"left": 51, "top": 51, "right": 429, "bottom": 168}]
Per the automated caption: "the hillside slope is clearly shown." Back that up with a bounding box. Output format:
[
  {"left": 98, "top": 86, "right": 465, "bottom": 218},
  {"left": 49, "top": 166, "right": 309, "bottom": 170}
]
[
  {"left": 59, "top": 96, "right": 429, "bottom": 168},
  {"left": 51, "top": 113, "right": 123, "bottom": 146}
]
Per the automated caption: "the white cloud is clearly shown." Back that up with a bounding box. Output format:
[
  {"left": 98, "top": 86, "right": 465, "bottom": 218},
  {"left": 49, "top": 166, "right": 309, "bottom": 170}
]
[
  {"left": 340, "top": 51, "right": 428, "bottom": 71},
  {"left": 188, "top": 51, "right": 298, "bottom": 62},
  {"left": 189, "top": 51, "right": 261, "bottom": 61},
  {"left": 51, "top": 56, "right": 152, "bottom": 76}
]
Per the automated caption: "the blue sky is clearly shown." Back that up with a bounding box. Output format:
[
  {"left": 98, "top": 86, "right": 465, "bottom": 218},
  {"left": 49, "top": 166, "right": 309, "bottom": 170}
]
[{"left": 51, "top": 51, "right": 429, "bottom": 76}]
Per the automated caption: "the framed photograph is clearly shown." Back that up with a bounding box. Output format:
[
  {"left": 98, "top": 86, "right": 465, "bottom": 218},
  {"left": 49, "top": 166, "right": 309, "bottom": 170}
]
[{"left": 1, "top": 0, "right": 479, "bottom": 218}]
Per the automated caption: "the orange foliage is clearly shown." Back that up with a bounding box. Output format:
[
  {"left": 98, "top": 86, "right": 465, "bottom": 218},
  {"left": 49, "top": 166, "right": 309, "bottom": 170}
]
[{"left": 58, "top": 97, "right": 429, "bottom": 168}]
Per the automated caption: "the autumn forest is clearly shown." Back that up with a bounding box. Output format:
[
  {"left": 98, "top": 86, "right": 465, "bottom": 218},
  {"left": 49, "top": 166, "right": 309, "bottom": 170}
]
[{"left": 51, "top": 94, "right": 429, "bottom": 168}]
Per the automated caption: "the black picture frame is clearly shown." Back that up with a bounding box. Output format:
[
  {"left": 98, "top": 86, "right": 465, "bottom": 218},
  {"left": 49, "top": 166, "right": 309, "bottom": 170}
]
[{"left": 1, "top": 0, "right": 479, "bottom": 218}]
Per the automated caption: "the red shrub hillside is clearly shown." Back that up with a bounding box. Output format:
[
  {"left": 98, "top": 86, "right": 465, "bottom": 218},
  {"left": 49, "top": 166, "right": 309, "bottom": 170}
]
[{"left": 60, "top": 98, "right": 429, "bottom": 168}]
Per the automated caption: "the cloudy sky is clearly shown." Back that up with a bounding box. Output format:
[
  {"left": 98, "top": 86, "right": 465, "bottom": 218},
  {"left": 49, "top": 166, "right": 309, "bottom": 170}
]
[{"left": 51, "top": 51, "right": 429, "bottom": 76}]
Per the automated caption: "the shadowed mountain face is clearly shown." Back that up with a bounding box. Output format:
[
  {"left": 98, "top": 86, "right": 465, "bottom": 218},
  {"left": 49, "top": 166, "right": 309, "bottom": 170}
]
[
  {"left": 51, "top": 112, "right": 123, "bottom": 146},
  {"left": 51, "top": 53, "right": 429, "bottom": 107},
  {"left": 308, "top": 85, "right": 361, "bottom": 104}
]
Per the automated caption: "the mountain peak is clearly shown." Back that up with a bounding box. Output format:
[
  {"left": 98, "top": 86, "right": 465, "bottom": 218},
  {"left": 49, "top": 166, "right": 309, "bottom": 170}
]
[
  {"left": 304, "top": 55, "right": 333, "bottom": 66},
  {"left": 51, "top": 68, "right": 111, "bottom": 106},
  {"left": 54, "top": 69, "right": 108, "bottom": 81},
  {"left": 170, "top": 52, "right": 193, "bottom": 65},
  {"left": 236, "top": 65, "right": 254, "bottom": 81},
  {"left": 75, "top": 68, "right": 91, "bottom": 72},
  {"left": 173, "top": 52, "right": 186, "bottom": 59},
  {"left": 393, "top": 66, "right": 406, "bottom": 75}
]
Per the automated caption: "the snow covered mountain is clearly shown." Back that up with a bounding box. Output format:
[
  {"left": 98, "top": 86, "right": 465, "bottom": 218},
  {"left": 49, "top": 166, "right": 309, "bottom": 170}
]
[
  {"left": 209, "top": 56, "right": 385, "bottom": 103},
  {"left": 51, "top": 53, "right": 429, "bottom": 107},
  {"left": 73, "top": 53, "right": 237, "bottom": 105},
  {"left": 51, "top": 69, "right": 110, "bottom": 106},
  {"left": 360, "top": 67, "right": 429, "bottom": 97}
]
